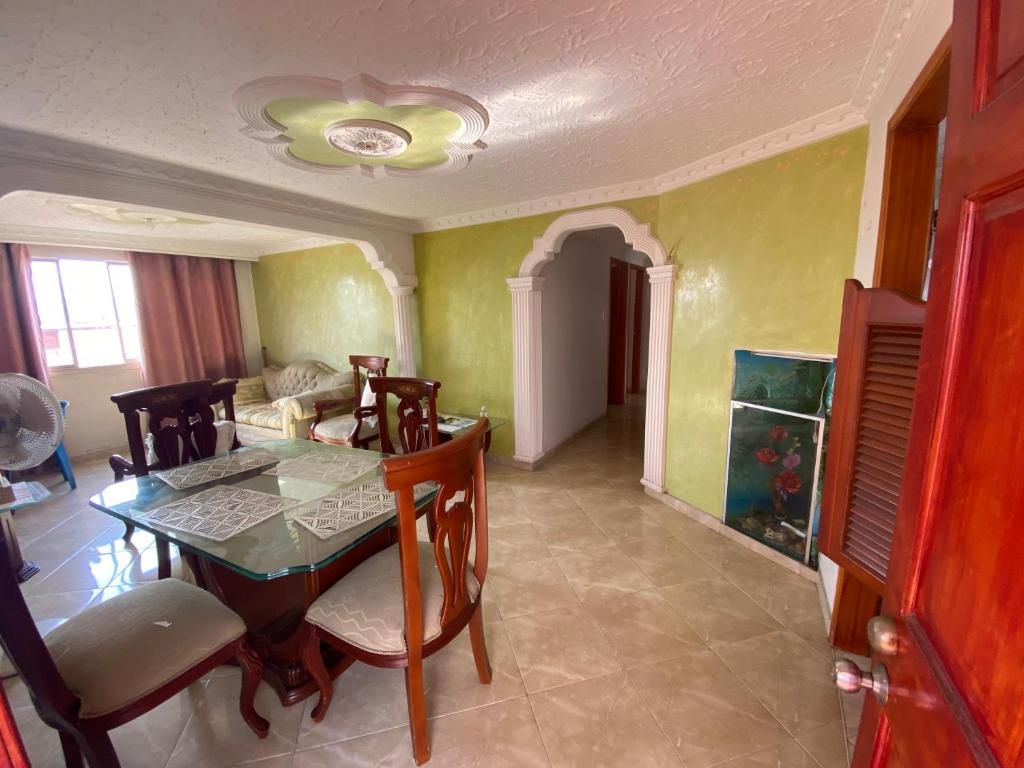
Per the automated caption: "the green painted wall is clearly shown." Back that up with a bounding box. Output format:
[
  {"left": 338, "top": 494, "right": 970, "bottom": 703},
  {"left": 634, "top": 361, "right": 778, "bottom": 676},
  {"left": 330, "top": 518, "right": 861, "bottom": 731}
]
[
  {"left": 253, "top": 244, "right": 397, "bottom": 373},
  {"left": 414, "top": 128, "right": 868, "bottom": 517},
  {"left": 659, "top": 128, "right": 868, "bottom": 514},
  {"left": 414, "top": 196, "right": 660, "bottom": 457}
]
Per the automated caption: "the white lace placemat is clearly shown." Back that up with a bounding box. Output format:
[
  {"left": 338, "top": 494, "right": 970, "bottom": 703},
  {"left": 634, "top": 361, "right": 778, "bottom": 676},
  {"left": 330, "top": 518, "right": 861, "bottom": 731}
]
[
  {"left": 264, "top": 451, "right": 379, "bottom": 484},
  {"left": 142, "top": 486, "right": 293, "bottom": 541},
  {"left": 292, "top": 479, "right": 437, "bottom": 540},
  {"left": 155, "top": 448, "right": 279, "bottom": 490}
]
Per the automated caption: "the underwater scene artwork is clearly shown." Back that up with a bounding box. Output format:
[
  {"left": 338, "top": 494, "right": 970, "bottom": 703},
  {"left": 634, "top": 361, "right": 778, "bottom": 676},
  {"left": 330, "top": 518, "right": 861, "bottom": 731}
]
[
  {"left": 732, "top": 350, "right": 833, "bottom": 415},
  {"left": 724, "top": 405, "right": 824, "bottom": 564}
]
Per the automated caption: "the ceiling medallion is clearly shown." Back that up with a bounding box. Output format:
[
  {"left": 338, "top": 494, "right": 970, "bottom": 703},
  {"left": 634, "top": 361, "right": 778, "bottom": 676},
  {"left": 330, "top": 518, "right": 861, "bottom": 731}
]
[
  {"left": 52, "top": 201, "right": 209, "bottom": 227},
  {"left": 233, "top": 74, "right": 489, "bottom": 178},
  {"left": 326, "top": 120, "right": 411, "bottom": 159}
]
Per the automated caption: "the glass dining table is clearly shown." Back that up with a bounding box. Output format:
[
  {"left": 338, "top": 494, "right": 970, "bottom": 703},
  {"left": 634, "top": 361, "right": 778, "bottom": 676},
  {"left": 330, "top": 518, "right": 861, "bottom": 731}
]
[{"left": 88, "top": 418, "right": 502, "bottom": 706}]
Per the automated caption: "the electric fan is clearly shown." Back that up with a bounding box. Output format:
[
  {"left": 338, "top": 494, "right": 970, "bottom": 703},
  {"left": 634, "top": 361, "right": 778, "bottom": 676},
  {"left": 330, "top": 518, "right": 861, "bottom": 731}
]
[{"left": 0, "top": 374, "right": 64, "bottom": 505}]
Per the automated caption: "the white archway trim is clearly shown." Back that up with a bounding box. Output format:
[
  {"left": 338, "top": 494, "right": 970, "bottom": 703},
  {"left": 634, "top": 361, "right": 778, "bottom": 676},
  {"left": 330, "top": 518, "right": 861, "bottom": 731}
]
[
  {"left": 518, "top": 207, "right": 669, "bottom": 278},
  {"left": 509, "top": 208, "right": 676, "bottom": 490}
]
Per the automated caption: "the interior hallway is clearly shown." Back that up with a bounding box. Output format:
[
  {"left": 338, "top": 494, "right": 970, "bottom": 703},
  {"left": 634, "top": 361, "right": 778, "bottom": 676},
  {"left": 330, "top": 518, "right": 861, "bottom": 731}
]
[{"left": 6, "top": 404, "right": 856, "bottom": 767}]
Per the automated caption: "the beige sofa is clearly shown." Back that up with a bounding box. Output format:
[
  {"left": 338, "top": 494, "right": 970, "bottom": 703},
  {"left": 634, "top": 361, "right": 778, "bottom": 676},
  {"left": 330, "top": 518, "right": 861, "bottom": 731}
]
[{"left": 229, "top": 360, "right": 358, "bottom": 445}]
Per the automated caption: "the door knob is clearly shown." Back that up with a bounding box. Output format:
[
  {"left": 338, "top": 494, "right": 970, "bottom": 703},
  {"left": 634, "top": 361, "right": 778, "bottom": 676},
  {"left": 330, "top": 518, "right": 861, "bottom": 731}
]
[
  {"left": 832, "top": 658, "right": 889, "bottom": 705},
  {"left": 867, "top": 616, "right": 899, "bottom": 656}
]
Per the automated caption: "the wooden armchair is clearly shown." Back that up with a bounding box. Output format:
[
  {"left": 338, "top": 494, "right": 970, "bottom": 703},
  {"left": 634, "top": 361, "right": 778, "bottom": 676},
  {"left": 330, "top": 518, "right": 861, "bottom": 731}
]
[
  {"left": 109, "top": 378, "right": 238, "bottom": 578},
  {"left": 301, "top": 419, "right": 491, "bottom": 765},
  {"left": 369, "top": 376, "right": 441, "bottom": 455},
  {"left": 0, "top": 520, "right": 268, "bottom": 767},
  {"left": 310, "top": 355, "right": 389, "bottom": 449}
]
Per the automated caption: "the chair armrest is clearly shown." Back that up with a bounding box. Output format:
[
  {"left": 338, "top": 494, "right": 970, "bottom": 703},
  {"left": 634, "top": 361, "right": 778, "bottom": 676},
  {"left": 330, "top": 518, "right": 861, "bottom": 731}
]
[{"left": 276, "top": 387, "right": 356, "bottom": 422}]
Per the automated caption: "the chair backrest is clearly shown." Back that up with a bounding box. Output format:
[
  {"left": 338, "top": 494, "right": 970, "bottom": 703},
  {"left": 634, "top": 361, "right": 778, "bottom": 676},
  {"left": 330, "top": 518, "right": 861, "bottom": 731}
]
[
  {"left": 110, "top": 379, "right": 233, "bottom": 475},
  {"left": 0, "top": 522, "right": 78, "bottom": 731},
  {"left": 349, "top": 355, "right": 388, "bottom": 394},
  {"left": 368, "top": 377, "right": 441, "bottom": 455},
  {"left": 381, "top": 419, "right": 489, "bottom": 643}
]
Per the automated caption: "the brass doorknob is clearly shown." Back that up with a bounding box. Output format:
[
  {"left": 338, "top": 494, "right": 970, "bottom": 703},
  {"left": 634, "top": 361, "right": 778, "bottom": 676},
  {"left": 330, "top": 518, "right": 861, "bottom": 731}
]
[
  {"left": 832, "top": 659, "right": 889, "bottom": 704},
  {"left": 867, "top": 616, "right": 899, "bottom": 656}
]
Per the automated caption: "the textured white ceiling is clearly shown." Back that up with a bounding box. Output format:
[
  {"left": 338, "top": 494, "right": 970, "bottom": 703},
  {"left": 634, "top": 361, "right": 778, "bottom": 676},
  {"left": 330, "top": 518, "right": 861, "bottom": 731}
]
[
  {"left": 0, "top": 0, "right": 887, "bottom": 225},
  {"left": 0, "top": 191, "right": 338, "bottom": 259}
]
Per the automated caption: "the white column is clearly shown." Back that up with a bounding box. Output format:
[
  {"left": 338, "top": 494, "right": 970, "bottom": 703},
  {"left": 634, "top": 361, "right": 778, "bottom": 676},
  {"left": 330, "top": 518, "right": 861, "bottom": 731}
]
[
  {"left": 642, "top": 264, "right": 677, "bottom": 492},
  {"left": 507, "top": 276, "right": 546, "bottom": 463},
  {"left": 390, "top": 286, "right": 417, "bottom": 377}
]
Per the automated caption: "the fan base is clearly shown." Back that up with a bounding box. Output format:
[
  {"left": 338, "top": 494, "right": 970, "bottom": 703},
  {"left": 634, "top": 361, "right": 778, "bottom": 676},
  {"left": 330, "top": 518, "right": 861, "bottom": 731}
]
[{"left": 16, "top": 559, "right": 39, "bottom": 583}]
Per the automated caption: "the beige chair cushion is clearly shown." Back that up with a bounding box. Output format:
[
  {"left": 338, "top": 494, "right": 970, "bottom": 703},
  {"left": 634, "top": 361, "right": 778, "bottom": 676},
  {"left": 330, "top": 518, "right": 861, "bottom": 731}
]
[
  {"left": 306, "top": 542, "right": 479, "bottom": 655},
  {"left": 311, "top": 413, "right": 379, "bottom": 444},
  {"left": 44, "top": 579, "right": 245, "bottom": 718},
  {"left": 234, "top": 402, "right": 283, "bottom": 430}
]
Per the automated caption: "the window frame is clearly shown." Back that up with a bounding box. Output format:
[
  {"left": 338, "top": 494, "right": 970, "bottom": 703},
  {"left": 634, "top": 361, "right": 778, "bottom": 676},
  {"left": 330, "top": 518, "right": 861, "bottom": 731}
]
[{"left": 31, "top": 256, "right": 142, "bottom": 373}]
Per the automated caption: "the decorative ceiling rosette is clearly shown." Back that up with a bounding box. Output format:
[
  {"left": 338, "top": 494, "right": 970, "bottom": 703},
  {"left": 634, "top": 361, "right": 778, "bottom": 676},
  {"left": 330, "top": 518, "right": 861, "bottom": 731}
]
[{"left": 233, "top": 74, "right": 489, "bottom": 178}]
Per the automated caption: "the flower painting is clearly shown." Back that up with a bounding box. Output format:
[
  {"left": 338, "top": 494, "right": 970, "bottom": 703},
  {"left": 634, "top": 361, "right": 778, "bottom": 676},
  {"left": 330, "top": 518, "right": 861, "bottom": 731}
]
[{"left": 723, "top": 404, "right": 823, "bottom": 564}]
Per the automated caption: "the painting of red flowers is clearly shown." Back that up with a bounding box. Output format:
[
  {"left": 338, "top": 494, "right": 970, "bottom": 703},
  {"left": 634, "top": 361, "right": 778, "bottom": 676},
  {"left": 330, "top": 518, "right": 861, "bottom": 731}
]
[{"left": 724, "top": 405, "right": 823, "bottom": 564}]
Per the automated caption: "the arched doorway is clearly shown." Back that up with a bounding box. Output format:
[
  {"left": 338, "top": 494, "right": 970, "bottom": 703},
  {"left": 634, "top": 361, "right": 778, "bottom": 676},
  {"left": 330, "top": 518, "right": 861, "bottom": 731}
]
[{"left": 506, "top": 207, "right": 676, "bottom": 491}]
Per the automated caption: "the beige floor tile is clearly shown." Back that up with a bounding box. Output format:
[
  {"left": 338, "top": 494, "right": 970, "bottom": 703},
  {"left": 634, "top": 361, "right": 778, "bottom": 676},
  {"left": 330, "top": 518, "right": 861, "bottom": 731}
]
[
  {"left": 489, "top": 522, "right": 552, "bottom": 568},
  {"left": 716, "top": 738, "right": 821, "bottom": 767},
  {"left": 628, "top": 651, "right": 789, "bottom": 768},
  {"left": 714, "top": 630, "right": 842, "bottom": 736},
  {"left": 585, "top": 589, "right": 705, "bottom": 668},
  {"left": 23, "top": 550, "right": 138, "bottom": 596},
  {"left": 797, "top": 720, "right": 849, "bottom": 768},
  {"left": 657, "top": 577, "right": 781, "bottom": 646},
  {"left": 583, "top": 504, "right": 669, "bottom": 545},
  {"left": 530, "top": 672, "right": 682, "bottom": 767},
  {"left": 673, "top": 525, "right": 769, "bottom": 573},
  {"left": 532, "top": 515, "right": 616, "bottom": 556},
  {"left": 422, "top": 620, "right": 526, "bottom": 717},
  {"left": 293, "top": 697, "right": 549, "bottom": 767},
  {"left": 619, "top": 535, "right": 720, "bottom": 587},
  {"left": 554, "top": 546, "right": 654, "bottom": 603},
  {"left": 167, "top": 671, "right": 304, "bottom": 767},
  {"left": 788, "top": 616, "right": 833, "bottom": 660},
  {"left": 504, "top": 606, "right": 621, "bottom": 693},
  {"left": 488, "top": 558, "right": 580, "bottom": 619},
  {"left": 725, "top": 561, "right": 822, "bottom": 628},
  {"left": 296, "top": 662, "right": 408, "bottom": 750}
]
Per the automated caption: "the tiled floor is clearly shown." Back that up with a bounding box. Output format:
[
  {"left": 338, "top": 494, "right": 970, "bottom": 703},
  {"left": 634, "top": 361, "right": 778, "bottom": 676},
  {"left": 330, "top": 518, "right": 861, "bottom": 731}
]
[{"left": 5, "top": 403, "right": 852, "bottom": 767}]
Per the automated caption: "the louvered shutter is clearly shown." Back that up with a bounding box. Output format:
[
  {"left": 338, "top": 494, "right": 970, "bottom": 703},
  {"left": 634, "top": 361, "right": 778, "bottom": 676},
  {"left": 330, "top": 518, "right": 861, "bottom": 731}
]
[{"left": 820, "top": 280, "right": 926, "bottom": 591}]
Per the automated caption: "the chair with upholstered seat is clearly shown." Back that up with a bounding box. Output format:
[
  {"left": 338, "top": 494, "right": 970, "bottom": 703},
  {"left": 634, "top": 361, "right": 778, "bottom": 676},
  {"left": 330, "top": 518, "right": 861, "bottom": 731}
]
[
  {"left": 109, "top": 379, "right": 238, "bottom": 579},
  {"left": 369, "top": 376, "right": 441, "bottom": 455},
  {"left": 309, "top": 355, "right": 389, "bottom": 448},
  {"left": 300, "top": 419, "right": 491, "bottom": 765},
  {"left": 0, "top": 523, "right": 268, "bottom": 768}
]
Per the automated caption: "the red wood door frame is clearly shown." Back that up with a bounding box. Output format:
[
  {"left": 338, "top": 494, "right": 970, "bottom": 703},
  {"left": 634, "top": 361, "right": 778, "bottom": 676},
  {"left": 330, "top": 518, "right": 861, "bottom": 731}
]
[
  {"left": 608, "top": 258, "right": 629, "bottom": 405},
  {"left": 856, "top": 1, "right": 1024, "bottom": 764},
  {"left": 629, "top": 264, "right": 645, "bottom": 394}
]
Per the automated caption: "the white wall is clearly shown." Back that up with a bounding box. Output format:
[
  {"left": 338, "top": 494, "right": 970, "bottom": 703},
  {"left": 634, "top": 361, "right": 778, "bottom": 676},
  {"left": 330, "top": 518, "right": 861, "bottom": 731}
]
[
  {"left": 821, "top": 0, "right": 953, "bottom": 618},
  {"left": 50, "top": 363, "right": 142, "bottom": 458},
  {"left": 541, "top": 233, "right": 612, "bottom": 452}
]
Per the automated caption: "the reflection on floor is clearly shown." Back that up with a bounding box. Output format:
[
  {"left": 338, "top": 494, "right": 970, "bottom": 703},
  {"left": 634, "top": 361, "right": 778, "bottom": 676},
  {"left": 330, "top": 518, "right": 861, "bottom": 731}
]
[{"left": 6, "top": 403, "right": 853, "bottom": 767}]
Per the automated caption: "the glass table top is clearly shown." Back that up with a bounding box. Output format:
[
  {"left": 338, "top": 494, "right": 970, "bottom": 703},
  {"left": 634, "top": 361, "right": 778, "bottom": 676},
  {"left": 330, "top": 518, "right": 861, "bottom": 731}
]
[{"left": 89, "top": 439, "right": 437, "bottom": 582}]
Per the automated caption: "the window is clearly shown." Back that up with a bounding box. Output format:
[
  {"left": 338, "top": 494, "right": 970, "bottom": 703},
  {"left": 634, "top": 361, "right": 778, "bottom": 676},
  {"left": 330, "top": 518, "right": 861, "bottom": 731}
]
[{"left": 30, "top": 258, "right": 141, "bottom": 369}]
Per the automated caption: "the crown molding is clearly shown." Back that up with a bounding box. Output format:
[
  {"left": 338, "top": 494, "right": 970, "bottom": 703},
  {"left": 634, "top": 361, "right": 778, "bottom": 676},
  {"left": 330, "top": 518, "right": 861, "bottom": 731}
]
[
  {"left": 852, "top": 0, "right": 924, "bottom": 113},
  {"left": 257, "top": 236, "right": 344, "bottom": 257},
  {"left": 0, "top": 224, "right": 264, "bottom": 260},
  {"left": 412, "top": 103, "right": 867, "bottom": 233}
]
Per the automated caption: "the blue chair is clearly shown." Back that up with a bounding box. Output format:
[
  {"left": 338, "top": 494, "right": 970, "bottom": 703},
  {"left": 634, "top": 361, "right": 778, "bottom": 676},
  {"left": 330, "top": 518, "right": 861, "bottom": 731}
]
[{"left": 54, "top": 400, "right": 76, "bottom": 490}]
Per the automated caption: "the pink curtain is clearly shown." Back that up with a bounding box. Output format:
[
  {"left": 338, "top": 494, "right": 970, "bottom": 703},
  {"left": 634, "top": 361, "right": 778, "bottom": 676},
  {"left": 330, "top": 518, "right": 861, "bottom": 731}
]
[
  {"left": 0, "top": 244, "right": 49, "bottom": 385},
  {"left": 129, "top": 252, "right": 247, "bottom": 386}
]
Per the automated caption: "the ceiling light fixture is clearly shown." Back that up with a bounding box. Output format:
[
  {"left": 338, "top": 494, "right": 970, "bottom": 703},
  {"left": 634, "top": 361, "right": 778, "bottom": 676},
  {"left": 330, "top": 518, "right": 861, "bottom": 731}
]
[{"left": 325, "top": 120, "right": 411, "bottom": 159}]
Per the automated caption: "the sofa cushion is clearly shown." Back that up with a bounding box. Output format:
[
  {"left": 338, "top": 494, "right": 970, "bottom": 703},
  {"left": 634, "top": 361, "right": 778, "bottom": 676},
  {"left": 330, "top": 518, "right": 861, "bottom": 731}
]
[
  {"left": 233, "top": 376, "right": 267, "bottom": 406},
  {"left": 45, "top": 578, "right": 245, "bottom": 718},
  {"left": 235, "top": 402, "right": 283, "bottom": 430},
  {"left": 306, "top": 542, "right": 479, "bottom": 655}
]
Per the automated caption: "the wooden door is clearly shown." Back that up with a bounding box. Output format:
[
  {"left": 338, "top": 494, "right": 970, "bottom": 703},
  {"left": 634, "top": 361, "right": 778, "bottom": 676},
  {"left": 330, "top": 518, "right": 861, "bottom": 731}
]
[
  {"left": 629, "top": 264, "right": 645, "bottom": 394},
  {"left": 853, "top": 1, "right": 1024, "bottom": 764},
  {"left": 607, "top": 258, "right": 629, "bottom": 405}
]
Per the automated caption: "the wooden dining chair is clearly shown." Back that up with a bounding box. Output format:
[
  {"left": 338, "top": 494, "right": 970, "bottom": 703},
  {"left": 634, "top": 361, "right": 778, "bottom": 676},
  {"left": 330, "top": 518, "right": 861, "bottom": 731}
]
[
  {"left": 0, "top": 522, "right": 268, "bottom": 768},
  {"left": 310, "top": 355, "right": 389, "bottom": 449},
  {"left": 109, "top": 378, "right": 238, "bottom": 579},
  {"left": 300, "top": 419, "right": 491, "bottom": 765},
  {"left": 368, "top": 376, "right": 442, "bottom": 455}
]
